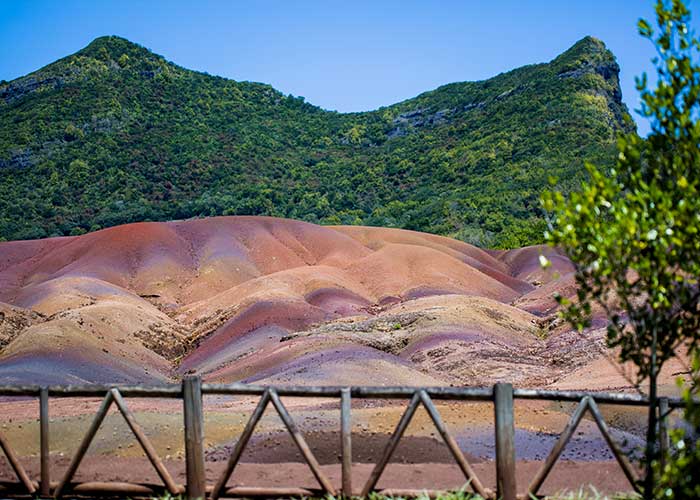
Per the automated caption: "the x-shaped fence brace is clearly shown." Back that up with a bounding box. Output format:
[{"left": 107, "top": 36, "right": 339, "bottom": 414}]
[
  {"left": 210, "top": 388, "right": 335, "bottom": 499},
  {"left": 361, "top": 390, "right": 488, "bottom": 497},
  {"left": 527, "top": 396, "right": 640, "bottom": 496},
  {"left": 53, "top": 388, "right": 182, "bottom": 498},
  {"left": 210, "top": 388, "right": 490, "bottom": 499},
  {"left": 0, "top": 381, "right": 685, "bottom": 499}
]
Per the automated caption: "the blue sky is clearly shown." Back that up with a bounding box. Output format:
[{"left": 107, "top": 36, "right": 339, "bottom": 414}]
[{"left": 1, "top": 1, "right": 697, "bottom": 136}]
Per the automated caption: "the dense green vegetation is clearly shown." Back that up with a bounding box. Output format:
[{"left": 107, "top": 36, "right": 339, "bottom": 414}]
[
  {"left": 0, "top": 35, "right": 633, "bottom": 246},
  {"left": 544, "top": 0, "right": 700, "bottom": 497}
]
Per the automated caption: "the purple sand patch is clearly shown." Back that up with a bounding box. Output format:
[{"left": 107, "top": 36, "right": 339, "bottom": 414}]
[
  {"left": 242, "top": 344, "right": 418, "bottom": 384},
  {"left": 378, "top": 295, "right": 401, "bottom": 306},
  {"left": 454, "top": 255, "right": 535, "bottom": 295},
  {"left": 400, "top": 331, "right": 487, "bottom": 358},
  {"left": 453, "top": 426, "right": 644, "bottom": 461},
  {"left": 304, "top": 287, "right": 371, "bottom": 316},
  {"left": 186, "top": 325, "right": 290, "bottom": 375},
  {"left": 402, "top": 287, "right": 460, "bottom": 300},
  {"left": 180, "top": 299, "right": 329, "bottom": 371},
  {"left": 65, "top": 277, "right": 133, "bottom": 297},
  {"left": 0, "top": 352, "right": 165, "bottom": 385}
]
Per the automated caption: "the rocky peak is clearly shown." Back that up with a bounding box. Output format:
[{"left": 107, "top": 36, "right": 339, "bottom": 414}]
[
  {"left": 551, "top": 36, "right": 630, "bottom": 131},
  {"left": 553, "top": 37, "right": 618, "bottom": 79}
]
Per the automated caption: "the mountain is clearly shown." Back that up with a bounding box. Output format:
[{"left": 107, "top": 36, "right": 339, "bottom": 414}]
[{"left": 0, "top": 35, "right": 634, "bottom": 247}]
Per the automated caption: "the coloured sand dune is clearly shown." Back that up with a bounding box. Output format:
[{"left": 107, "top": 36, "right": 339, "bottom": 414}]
[{"left": 0, "top": 215, "right": 663, "bottom": 390}]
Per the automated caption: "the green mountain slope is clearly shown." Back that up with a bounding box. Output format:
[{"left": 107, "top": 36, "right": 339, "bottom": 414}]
[{"left": 0, "top": 35, "right": 634, "bottom": 246}]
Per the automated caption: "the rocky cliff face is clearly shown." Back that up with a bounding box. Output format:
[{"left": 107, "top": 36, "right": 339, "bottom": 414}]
[{"left": 554, "top": 37, "right": 630, "bottom": 130}]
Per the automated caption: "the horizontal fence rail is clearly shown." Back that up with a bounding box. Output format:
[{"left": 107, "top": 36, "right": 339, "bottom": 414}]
[
  {"left": 0, "top": 378, "right": 687, "bottom": 499},
  {"left": 0, "top": 383, "right": 687, "bottom": 405}
]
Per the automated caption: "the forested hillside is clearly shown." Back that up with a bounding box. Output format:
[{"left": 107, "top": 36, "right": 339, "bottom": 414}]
[{"left": 0, "top": 35, "right": 633, "bottom": 246}]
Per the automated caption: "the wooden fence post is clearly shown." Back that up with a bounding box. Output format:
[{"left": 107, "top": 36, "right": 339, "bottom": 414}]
[
  {"left": 39, "top": 387, "right": 50, "bottom": 496},
  {"left": 183, "top": 376, "right": 206, "bottom": 500},
  {"left": 494, "top": 383, "right": 516, "bottom": 500},
  {"left": 340, "top": 387, "right": 352, "bottom": 497}
]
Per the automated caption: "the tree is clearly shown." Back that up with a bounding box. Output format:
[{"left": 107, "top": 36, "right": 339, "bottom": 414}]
[
  {"left": 118, "top": 53, "right": 130, "bottom": 68},
  {"left": 542, "top": 1, "right": 700, "bottom": 497},
  {"left": 657, "top": 355, "right": 700, "bottom": 499}
]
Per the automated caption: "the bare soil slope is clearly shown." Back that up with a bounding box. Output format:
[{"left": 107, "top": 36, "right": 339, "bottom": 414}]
[
  {"left": 0, "top": 216, "right": 674, "bottom": 496},
  {"left": 0, "top": 216, "right": 627, "bottom": 389}
]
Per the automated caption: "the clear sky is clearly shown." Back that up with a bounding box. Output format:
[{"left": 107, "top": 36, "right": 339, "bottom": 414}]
[{"left": 1, "top": 1, "right": 698, "bottom": 136}]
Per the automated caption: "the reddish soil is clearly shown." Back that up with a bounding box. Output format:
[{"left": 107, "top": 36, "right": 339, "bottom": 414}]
[
  {"left": 0, "top": 395, "right": 650, "bottom": 496},
  {"left": 0, "top": 216, "right": 679, "bottom": 495},
  {"left": 0, "top": 457, "right": 639, "bottom": 497},
  {"left": 0, "top": 216, "right": 600, "bottom": 387}
]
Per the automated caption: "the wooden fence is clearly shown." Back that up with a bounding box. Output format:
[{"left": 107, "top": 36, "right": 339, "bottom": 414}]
[{"left": 0, "top": 378, "right": 684, "bottom": 499}]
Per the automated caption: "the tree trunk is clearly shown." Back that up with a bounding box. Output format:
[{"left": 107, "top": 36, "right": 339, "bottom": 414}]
[{"left": 644, "top": 327, "right": 659, "bottom": 500}]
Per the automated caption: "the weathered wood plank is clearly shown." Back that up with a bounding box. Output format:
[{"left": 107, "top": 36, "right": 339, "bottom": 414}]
[
  {"left": 269, "top": 389, "right": 336, "bottom": 495},
  {"left": 210, "top": 390, "right": 271, "bottom": 500},
  {"left": 39, "top": 387, "right": 50, "bottom": 497},
  {"left": 361, "top": 391, "right": 421, "bottom": 497},
  {"left": 514, "top": 388, "right": 666, "bottom": 406},
  {"left": 71, "top": 481, "right": 167, "bottom": 495},
  {"left": 0, "top": 383, "right": 691, "bottom": 407},
  {"left": 380, "top": 488, "right": 452, "bottom": 498},
  {"left": 419, "top": 390, "right": 488, "bottom": 498},
  {"left": 110, "top": 388, "right": 180, "bottom": 495},
  {"left": 587, "top": 397, "right": 639, "bottom": 491},
  {"left": 223, "top": 486, "right": 316, "bottom": 497},
  {"left": 527, "top": 397, "right": 590, "bottom": 496},
  {"left": 0, "top": 432, "right": 35, "bottom": 494},
  {"left": 183, "top": 376, "right": 206, "bottom": 500},
  {"left": 494, "top": 383, "right": 516, "bottom": 500},
  {"left": 54, "top": 391, "right": 114, "bottom": 498},
  {"left": 340, "top": 387, "right": 352, "bottom": 496}
]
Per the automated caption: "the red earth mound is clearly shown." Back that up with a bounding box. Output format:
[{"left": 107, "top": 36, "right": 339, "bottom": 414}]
[
  {"left": 0, "top": 217, "right": 674, "bottom": 497},
  {"left": 0, "top": 215, "right": 649, "bottom": 391}
]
